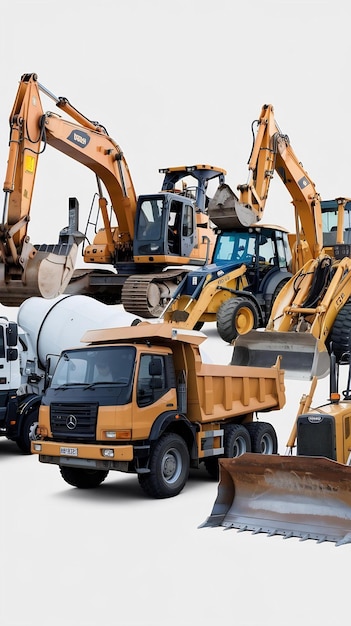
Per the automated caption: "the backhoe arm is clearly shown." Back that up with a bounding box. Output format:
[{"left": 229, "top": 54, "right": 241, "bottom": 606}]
[{"left": 209, "top": 104, "right": 323, "bottom": 270}]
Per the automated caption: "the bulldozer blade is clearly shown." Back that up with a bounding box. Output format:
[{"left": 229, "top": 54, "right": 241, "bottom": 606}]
[
  {"left": 200, "top": 454, "right": 351, "bottom": 546},
  {"left": 231, "top": 331, "right": 330, "bottom": 380}
]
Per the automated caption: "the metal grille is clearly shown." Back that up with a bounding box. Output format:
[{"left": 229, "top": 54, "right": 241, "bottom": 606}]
[{"left": 50, "top": 403, "right": 98, "bottom": 441}]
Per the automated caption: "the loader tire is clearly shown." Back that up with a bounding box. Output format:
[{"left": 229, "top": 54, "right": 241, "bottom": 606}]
[
  {"left": 60, "top": 467, "right": 109, "bottom": 489},
  {"left": 216, "top": 297, "right": 259, "bottom": 343},
  {"left": 224, "top": 424, "right": 251, "bottom": 457},
  {"left": 328, "top": 300, "right": 351, "bottom": 362},
  {"left": 138, "top": 433, "right": 190, "bottom": 499},
  {"left": 245, "top": 422, "right": 278, "bottom": 454},
  {"left": 16, "top": 409, "right": 40, "bottom": 454}
]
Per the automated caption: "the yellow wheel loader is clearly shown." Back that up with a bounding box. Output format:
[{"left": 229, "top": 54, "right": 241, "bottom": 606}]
[{"left": 201, "top": 350, "right": 351, "bottom": 546}]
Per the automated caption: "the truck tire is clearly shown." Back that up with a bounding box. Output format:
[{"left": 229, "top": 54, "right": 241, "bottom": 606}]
[
  {"left": 138, "top": 433, "right": 190, "bottom": 499},
  {"left": 60, "top": 467, "right": 109, "bottom": 489},
  {"left": 224, "top": 424, "right": 251, "bottom": 457},
  {"left": 328, "top": 300, "right": 351, "bottom": 361},
  {"left": 245, "top": 422, "right": 278, "bottom": 454},
  {"left": 16, "top": 409, "right": 40, "bottom": 454},
  {"left": 204, "top": 424, "right": 253, "bottom": 479},
  {"left": 217, "top": 297, "right": 259, "bottom": 343}
]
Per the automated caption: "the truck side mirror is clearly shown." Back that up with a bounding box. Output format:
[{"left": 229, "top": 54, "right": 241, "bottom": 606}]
[
  {"left": 6, "top": 322, "right": 18, "bottom": 347},
  {"left": 149, "top": 358, "right": 162, "bottom": 376},
  {"left": 7, "top": 347, "right": 18, "bottom": 361}
]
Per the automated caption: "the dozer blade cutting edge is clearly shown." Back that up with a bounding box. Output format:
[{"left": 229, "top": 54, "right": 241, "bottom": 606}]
[
  {"left": 231, "top": 331, "right": 330, "bottom": 380},
  {"left": 200, "top": 454, "right": 351, "bottom": 546}
]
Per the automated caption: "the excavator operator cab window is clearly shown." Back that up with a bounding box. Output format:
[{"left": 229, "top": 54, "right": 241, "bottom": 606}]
[{"left": 137, "top": 198, "right": 163, "bottom": 241}]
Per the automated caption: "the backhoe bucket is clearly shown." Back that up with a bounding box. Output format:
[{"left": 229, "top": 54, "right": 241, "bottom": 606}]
[
  {"left": 200, "top": 454, "right": 351, "bottom": 545},
  {"left": 231, "top": 331, "right": 330, "bottom": 380},
  {"left": 208, "top": 184, "right": 259, "bottom": 229}
]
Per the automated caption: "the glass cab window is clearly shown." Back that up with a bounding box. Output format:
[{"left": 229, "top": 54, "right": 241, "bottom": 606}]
[
  {"left": 137, "top": 354, "right": 167, "bottom": 407},
  {"left": 51, "top": 346, "right": 136, "bottom": 387},
  {"left": 137, "top": 198, "right": 163, "bottom": 241}
]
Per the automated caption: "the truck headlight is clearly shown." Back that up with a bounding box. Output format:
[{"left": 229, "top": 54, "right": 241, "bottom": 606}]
[
  {"left": 33, "top": 443, "right": 42, "bottom": 452},
  {"left": 102, "top": 449, "right": 114, "bottom": 458},
  {"left": 105, "top": 431, "right": 117, "bottom": 438}
]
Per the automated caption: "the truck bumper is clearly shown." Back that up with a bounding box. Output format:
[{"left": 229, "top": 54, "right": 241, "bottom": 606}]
[{"left": 32, "top": 440, "right": 134, "bottom": 471}]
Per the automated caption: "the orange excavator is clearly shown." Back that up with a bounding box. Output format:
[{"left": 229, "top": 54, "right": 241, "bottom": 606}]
[{"left": 1, "top": 72, "right": 225, "bottom": 313}]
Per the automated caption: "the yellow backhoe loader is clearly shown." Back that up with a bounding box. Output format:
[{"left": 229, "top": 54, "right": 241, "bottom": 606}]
[
  {"left": 201, "top": 349, "right": 351, "bottom": 546},
  {"left": 162, "top": 104, "right": 350, "bottom": 348}
]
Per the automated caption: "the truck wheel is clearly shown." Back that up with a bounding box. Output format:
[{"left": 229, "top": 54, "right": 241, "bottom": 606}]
[
  {"left": 224, "top": 424, "right": 251, "bottom": 457},
  {"left": 245, "top": 422, "right": 278, "bottom": 454},
  {"left": 217, "top": 297, "right": 259, "bottom": 343},
  {"left": 138, "top": 433, "right": 190, "bottom": 499},
  {"left": 16, "top": 410, "right": 40, "bottom": 454},
  {"left": 60, "top": 466, "right": 109, "bottom": 489}
]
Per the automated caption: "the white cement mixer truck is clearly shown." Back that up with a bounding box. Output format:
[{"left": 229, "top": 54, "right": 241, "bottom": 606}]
[{"left": 0, "top": 295, "right": 136, "bottom": 453}]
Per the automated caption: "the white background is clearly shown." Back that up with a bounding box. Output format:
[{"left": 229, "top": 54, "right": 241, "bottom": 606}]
[{"left": 1, "top": 0, "right": 351, "bottom": 624}]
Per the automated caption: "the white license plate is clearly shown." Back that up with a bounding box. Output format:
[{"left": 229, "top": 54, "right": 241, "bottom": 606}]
[{"left": 60, "top": 446, "right": 78, "bottom": 456}]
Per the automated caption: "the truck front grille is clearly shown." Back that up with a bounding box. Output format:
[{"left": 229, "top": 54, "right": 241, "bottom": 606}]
[{"left": 50, "top": 403, "right": 98, "bottom": 441}]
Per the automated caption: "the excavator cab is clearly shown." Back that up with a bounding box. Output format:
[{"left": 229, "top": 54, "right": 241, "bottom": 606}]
[
  {"left": 133, "top": 193, "right": 194, "bottom": 259},
  {"left": 133, "top": 165, "right": 226, "bottom": 262}
]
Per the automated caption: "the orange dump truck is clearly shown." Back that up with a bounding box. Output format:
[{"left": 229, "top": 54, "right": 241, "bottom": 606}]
[{"left": 32, "top": 322, "right": 285, "bottom": 498}]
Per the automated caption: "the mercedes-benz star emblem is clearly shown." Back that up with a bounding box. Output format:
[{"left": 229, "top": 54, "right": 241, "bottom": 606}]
[{"left": 66, "top": 414, "right": 77, "bottom": 430}]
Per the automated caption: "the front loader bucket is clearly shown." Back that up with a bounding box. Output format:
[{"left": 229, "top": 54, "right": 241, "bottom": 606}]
[
  {"left": 231, "top": 331, "right": 330, "bottom": 380},
  {"left": 200, "top": 454, "right": 351, "bottom": 545}
]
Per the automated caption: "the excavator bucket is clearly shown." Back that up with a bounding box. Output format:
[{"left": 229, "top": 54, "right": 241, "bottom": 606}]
[
  {"left": 200, "top": 454, "right": 351, "bottom": 545},
  {"left": 231, "top": 330, "right": 330, "bottom": 380}
]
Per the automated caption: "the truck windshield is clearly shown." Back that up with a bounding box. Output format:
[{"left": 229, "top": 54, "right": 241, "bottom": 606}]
[{"left": 51, "top": 346, "right": 136, "bottom": 387}]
